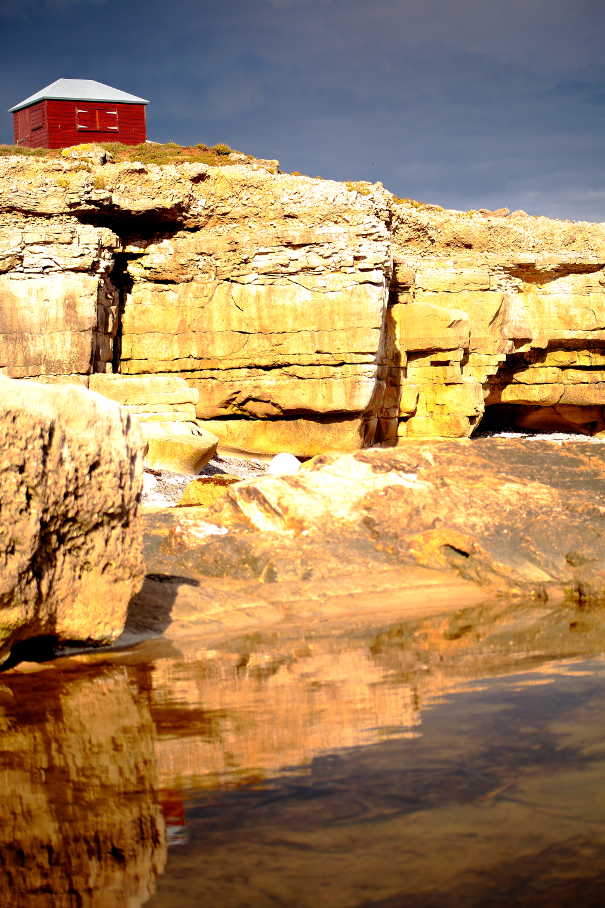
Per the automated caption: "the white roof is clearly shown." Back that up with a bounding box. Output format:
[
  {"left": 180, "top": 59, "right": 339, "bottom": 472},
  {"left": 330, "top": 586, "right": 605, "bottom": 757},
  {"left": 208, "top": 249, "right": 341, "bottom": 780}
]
[{"left": 10, "top": 79, "right": 149, "bottom": 112}]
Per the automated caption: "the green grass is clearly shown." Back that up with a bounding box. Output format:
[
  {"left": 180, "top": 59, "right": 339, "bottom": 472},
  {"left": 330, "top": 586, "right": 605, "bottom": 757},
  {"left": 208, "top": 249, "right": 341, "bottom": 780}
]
[
  {"left": 0, "top": 140, "right": 251, "bottom": 167},
  {"left": 0, "top": 145, "right": 51, "bottom": 158}
]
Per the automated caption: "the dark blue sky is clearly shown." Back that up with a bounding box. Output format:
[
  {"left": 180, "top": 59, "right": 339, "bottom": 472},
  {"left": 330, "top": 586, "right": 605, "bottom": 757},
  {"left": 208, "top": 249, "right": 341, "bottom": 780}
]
[{"left": 1, "top": 0, "right": 604, "bottom": 220}]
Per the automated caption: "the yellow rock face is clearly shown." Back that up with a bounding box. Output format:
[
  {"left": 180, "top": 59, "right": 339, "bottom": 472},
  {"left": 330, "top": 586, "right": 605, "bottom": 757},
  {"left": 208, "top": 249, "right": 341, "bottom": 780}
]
[
  {"left": 389, "top": 222, "right": 605, "bottom": 438},
  {"left": 3, "top": 154, "right": 605, "bottom": 449},
  {"left": 144, "top": 424, "right": 219, "bottom": 474},
  {"left": 201, "top": 415, "right": 371, "bottom": 457}
]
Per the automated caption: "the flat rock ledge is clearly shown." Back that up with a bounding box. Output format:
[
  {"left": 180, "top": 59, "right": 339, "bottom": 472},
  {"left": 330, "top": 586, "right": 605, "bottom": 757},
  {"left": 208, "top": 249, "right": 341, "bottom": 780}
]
[
  {"left": 0, "top": 378, "right": 145, "bottom": 659},
  {"left": 134, "top": 438, "right": 605, "bottom": 651}
]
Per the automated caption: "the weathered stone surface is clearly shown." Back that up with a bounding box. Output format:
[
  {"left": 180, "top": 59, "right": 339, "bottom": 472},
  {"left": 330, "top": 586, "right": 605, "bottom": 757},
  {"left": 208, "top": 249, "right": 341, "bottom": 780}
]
[
  {"left": 143, "top": 422, "right": 218, "bottom": 473},
  {"left": 0, "top": 211, "right": 119, "bottom": 379},
  {"left": 87, "top": 374, "right": 219, "bottom": 471},
  {"left": 130, "top": 440, "right": 605, "bottom": 664},
  {"left": 0, "top": 156, "right": 392, "bottom": 455},
  {"left": 201, "top": 414, "right": 370, "bottom": 456},
  {"left": 388, "top": 207, "right": 605, "bottom": 438},
  {"left": 205, "top": 440, "right": 605, "bottom": 591},
  {"left": 3, "top": 153, "right": 605, "bottom": 450},
  {"left": 0, "top": 272, "right": 117, "bottom": 378},
  {"left": 178, "top": 474, "right": 240, "bottom": 508},
  {"left": 89, "top": 373, "right": 198, "bottom": 415},
  {"left": 117, "top": 173, "right": 391, "bottom": 452},
  {"left": 0, "top": 377, "right": 144, "bottom": 657}
]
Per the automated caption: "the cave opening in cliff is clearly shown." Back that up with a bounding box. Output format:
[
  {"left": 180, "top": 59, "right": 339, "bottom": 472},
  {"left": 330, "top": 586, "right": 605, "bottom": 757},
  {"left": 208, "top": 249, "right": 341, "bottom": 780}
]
[
  {"left": 108, "top": 252, "right": 136, "bottom": 373},
  {"left": 473, "top": 342, "right": 605, "bottom": 437},
  {"left": 476, "top": 403, "right": 605, "bottom": 436}
]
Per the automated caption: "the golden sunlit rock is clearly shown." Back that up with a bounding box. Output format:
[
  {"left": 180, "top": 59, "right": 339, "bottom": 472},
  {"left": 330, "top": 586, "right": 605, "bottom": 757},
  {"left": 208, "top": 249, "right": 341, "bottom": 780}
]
[{"left": 0, "top": 377, "right": 144, "bottom": 658}]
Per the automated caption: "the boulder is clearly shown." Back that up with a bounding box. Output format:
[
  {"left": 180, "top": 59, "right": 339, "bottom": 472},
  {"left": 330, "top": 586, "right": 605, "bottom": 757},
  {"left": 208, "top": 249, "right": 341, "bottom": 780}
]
[
  {"left": 0, "top": 377, "right": 144, "bottom": 658},
  {"left": 178, "top": 474, "right": 240, "bottom": 508},
  {"left": 143, "top": 422, "right": 218, "bottom": 474}
]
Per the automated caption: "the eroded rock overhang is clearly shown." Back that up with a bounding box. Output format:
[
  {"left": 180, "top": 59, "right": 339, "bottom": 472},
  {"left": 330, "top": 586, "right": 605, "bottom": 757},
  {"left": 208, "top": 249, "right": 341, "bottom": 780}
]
[{"left": 2, "top": 152, "right": 605, "bottom": 455}]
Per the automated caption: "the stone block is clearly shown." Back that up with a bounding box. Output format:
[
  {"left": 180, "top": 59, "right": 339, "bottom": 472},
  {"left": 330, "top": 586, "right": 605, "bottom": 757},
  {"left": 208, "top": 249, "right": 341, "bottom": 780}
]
[
  {"left": 178, "top": 474, "right": 241, "bottom": 508},
  {"left": 0, "top": 377, "right": 144, "bottom": 657},
  {"left": 201, "top": 416, "right": 369, "bottom": 457},
  {"left": 399, "top": 384, "right": 420, "bottom": 415},
  {"left": 404, "top": 412, "right": 474, "bottom": 438},
  {"left": 414, "top": 290, "right": 505, "bottom": 352},
  {"left": 143, "top": 424, "right": 218, "bottom": 474}
]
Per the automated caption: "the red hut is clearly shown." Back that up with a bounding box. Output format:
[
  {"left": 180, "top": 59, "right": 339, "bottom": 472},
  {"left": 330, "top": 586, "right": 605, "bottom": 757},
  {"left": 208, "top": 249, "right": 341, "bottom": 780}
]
[{"left": 10, "top": 79, "right": 149, "bottom": 149}]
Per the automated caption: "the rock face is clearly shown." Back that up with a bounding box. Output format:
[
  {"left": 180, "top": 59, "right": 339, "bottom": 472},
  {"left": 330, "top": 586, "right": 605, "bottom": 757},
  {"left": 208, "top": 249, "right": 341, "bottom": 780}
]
[
  {"left": 389, "top": 205, "right": 605, "bottom": 441},
  {"left": 0, "top": 377, "right": 144, "bottom": 657},
  {"left": 118, "top": 170, "right": 392, "bottom": 455},
  {"left": 2, "top": 153, "right": 605, "bottom": 454}
]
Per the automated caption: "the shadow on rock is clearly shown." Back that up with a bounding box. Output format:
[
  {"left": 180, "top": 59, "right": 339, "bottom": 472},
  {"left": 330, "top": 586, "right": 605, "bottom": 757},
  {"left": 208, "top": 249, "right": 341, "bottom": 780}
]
[{"left": 122, "top": 573, "right": 200, "bottom": 638}]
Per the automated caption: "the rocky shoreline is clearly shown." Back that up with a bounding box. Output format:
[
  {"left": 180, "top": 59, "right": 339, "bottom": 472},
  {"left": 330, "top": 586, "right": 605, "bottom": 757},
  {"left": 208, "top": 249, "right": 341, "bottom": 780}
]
[{"left": 0, "top": 147, "right": 604, "bottom": 705}]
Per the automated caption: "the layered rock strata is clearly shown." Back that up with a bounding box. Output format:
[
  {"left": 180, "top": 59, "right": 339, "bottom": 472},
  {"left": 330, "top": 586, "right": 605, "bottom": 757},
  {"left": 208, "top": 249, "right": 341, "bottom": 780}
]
[
  {"left": 0, "top": 156, "right": 393, "bottom": 454},
  {"left": 2, "top": 152, "right": 605, "bottom": 454},
  {"left": 0, "top": 377, "right": 144, "bottom": 657},
  {"left": 388, "top": 205, "right": 605, "bottom": 441}
]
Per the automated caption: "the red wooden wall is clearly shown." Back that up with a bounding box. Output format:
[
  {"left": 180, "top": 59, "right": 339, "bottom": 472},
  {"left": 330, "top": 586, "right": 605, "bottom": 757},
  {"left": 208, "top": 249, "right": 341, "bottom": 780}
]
[
  {"left": 13, "top": 102, "right": 49, "bottom": 148},
  {"left": 13, "top": 100, "right": 147, "bottom": 148}
]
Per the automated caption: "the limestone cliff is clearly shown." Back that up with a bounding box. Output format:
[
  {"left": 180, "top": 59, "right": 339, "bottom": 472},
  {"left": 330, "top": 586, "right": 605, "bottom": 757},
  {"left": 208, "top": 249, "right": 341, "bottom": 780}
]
[
  {"left": 1, "top": 151, "right": 605, "bottom": 455},
  {"left": 390, "top": 202, "right": 605, "bottom": 440}
]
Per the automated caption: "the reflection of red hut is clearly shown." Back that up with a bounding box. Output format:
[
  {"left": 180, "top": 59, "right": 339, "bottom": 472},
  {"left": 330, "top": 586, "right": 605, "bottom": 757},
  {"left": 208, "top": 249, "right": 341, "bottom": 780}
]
[
  {"left": 10, "top": 78, "right": 148, "bottom": 149},
  {"left": 160, "top": 788, "right": 188, "bottom": 846}
]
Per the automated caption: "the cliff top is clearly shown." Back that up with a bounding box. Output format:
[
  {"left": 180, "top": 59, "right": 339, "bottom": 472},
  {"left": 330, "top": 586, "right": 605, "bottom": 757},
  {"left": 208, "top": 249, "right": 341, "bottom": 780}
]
[
  {"left": 391, "top": 197, "right": 605, "bottom": 259},
  {"left": 1, "top": 142, "right": 604, "bottom": 258},
  {"left": 0, "top": 140, "right": 279, "bottom": 172}
]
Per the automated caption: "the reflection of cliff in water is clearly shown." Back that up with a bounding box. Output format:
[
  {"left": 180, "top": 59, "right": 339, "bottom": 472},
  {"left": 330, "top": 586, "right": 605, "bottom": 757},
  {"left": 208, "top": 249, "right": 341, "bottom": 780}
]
[
  {"left": 0, "top": 665, "right": 166, "bottom": 907},
  {"left": 148, "top": 593, "right": 605, "bottom": 794},
  {"left": 2, "top": 589, "right": 605, "bottom": 905},
  {"left": 148, "top": 659, "right": 605, "bottom": 908}
]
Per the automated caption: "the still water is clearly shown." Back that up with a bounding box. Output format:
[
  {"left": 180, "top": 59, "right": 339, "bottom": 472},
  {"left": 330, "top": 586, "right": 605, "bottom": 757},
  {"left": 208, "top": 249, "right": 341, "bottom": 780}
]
[{"left": 1, "top": 632, "right": 604, "bottom": 907}]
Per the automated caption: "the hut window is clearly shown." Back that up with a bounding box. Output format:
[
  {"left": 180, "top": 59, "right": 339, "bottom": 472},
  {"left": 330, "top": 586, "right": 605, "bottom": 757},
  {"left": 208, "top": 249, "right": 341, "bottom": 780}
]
[{"left": 75, "top": 107, "right": 119, "bottom": 131}]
